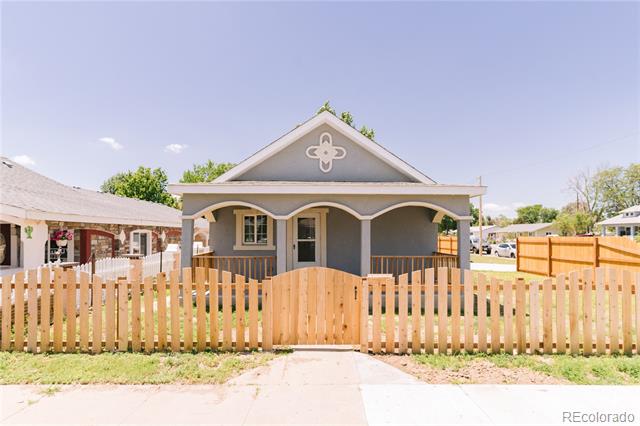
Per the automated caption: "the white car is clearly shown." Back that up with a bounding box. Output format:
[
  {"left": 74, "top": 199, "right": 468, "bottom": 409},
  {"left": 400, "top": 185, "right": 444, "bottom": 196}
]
[{"left": 492, "top": 242, "right": 517, "bottom": 258}]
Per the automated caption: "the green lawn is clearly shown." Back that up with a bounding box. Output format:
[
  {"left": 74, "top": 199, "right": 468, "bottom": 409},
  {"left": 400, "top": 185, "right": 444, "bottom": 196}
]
[
  {"left": 471, "top": 254, "right": 516, "bottom": 265},
  {"left": 412, "top": 353, "right": 640, "bottom": 385},
  {"left": 472, "top": 269, "right": 546, "bottom": 283},
  {"left": 0, "top": 350, "right": 285, "bottom": 384}
]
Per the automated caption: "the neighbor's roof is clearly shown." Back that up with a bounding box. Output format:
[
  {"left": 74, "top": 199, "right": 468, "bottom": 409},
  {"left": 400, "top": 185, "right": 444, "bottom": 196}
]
[
  {"left": 0, "top": 157, "right": 181, "bottom": 227},
  {"left": 620, "top": 205, "right": 640, "bottom": 214},
  {"left": 495, "top": 223, "right": 556, "bottom": 233},
  {"left": 470, "top": 225, "right": 499, "bottom": 233}
]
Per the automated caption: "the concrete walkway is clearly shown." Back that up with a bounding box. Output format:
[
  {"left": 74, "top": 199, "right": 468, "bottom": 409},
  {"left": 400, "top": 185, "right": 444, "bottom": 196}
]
[
  {"left": 1, "top": 348, "right": 639, "bottom": 425},
  {"left": 471, "top": 262, "right": 516, "bottom": 272}
]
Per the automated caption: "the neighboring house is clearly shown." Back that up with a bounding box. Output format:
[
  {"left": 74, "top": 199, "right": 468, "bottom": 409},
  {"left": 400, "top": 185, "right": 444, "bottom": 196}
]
[
  {"left": 596, "top": 205, "right": 640, "bottom": 238},
  {"left": 0, "top": 157, "right": 198, "bottom": 270},
  {"left": 170, "top": 112, "right": 486, "bottom": 276},
  {"left": 494, "top": 222, "right": 559, "bottom": 240},
  {"left": 470, "top": 225, "right": 499, "bottom": 242}
]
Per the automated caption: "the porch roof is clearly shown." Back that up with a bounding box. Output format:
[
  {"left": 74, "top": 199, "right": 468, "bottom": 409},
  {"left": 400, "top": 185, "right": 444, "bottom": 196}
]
[{"left": 169, "top": 181, "right": 487, "bottom": 197}]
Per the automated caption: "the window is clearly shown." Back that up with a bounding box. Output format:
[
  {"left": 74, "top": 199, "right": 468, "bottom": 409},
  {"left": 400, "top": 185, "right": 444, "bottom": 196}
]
[
  {"left": 243, "top": 214, "right": 268, "bottom": 245},
  {"left": 233, "top": 209, "right": 274, "bottom": 250},
  {"left": 130, "top": 230, "right": 152, "bottom": 255}
]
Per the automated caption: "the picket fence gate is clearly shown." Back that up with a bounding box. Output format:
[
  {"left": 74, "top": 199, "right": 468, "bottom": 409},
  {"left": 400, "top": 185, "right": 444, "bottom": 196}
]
[{"left": 0, "top": 266, "right": 638, "bottom": 355}]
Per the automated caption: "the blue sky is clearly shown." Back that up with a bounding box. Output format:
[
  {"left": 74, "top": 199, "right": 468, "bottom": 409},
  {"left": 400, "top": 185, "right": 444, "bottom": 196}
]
[{"left": 2, "top": 1, "right": 638, "bottom": 217}]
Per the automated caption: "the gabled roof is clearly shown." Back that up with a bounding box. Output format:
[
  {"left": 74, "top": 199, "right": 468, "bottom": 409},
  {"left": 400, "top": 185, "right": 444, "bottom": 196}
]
[
  {"left": 0, "top": 157, "right": 181, "bottom": 227},
  {"left": 213, "top": 111, "right": 436, "bottom": 184},
  {"left": 495, "top": 223, "right": 556, "bottom": 233}
]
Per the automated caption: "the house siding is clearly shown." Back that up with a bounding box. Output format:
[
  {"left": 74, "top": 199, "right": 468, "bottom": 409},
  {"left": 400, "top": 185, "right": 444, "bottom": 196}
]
[
  {"left": 235, "top": 123, "right": 416, "bottom": 183},
  {"left": 326, "top": 207, "right": 361, "bottom": 274},
  {"left": 372, "top": 207, "right": 439, "bottom": 256},
  {"left": 208, "top": 207, "right": 277, "bottom": 257}
]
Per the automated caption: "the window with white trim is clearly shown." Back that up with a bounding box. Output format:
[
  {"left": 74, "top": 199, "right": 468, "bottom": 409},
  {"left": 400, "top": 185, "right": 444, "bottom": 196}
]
[
  {"left": 130, "top": 229, "right": 152, "bottom": 255},
  {"left": 243, "top": 214, "right": 268, "bottom": 245},
  {"left": 233, "top": 209, "right": 275, "bottom": 250}
]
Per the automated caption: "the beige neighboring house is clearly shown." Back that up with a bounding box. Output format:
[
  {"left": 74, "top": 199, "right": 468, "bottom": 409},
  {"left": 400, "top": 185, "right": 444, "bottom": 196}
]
[
  {"left": 470, "top": 225, "right": 499, "bottom": 241},
  {"left": 596, "top": 205, "right": 639, "bottom": 239},
  {"left": 0, "top": 157, "right": 208, "bottom": 271},
  {"left": 493, "top": 222, "right": 559, "bottom": 241}
]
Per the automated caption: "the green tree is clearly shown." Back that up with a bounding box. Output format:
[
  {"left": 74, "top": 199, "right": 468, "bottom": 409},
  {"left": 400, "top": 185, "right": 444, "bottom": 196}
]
[
  {"left": 359, "top": 125, "right": 375, "bottom": 141},
  {"left": 340, "top": 111, "right": 354, "bottom": 127},
  {"left": 555, "top": 211, "right": 593, "bottom": 236},
  {"left": 514, "top": 204, "right": 559, "bottom": 224},
  {"left": 568, "top": 164, "right": 639, "bottom": 222},
  {"left": 438, "top": 203, "right": 482, "bottom": 233},
  {"left": 315, "top": 101, "right": 375, "bottom": 140},
  {"left": 180, "top": 160, "right": 235, "bottom": 183},
  {"left": 101, "top": 167, "right": 178, "bottom": 208},
  {"left": 316, "top": 101, "right": 336, "bottom": 115}
]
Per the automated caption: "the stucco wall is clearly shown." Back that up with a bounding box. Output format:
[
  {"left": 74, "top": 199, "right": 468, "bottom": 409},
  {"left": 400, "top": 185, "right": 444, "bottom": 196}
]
[
  {"left": 235, "top": 123, "right": 416, "bottom": 183},
  {"left": 326, "top": 207, "right": 361, "bottom": 274},
  {"left": 208, "top": 207, "right": 277, "bottom": 257},
  {"left": 182, "top": 193, "right": 471, "bottom": 220},
  {"left": 371, "top": 207, "right": 438, "bottom": 256}
]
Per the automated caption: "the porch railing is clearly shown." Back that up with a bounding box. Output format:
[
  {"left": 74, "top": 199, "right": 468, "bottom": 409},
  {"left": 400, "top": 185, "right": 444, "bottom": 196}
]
[
  {"left": 192, "top": 253, "right": 276, "bottom": 281},
  {"left": 370, "top": 254, "right": 459, "bottom": 281}
]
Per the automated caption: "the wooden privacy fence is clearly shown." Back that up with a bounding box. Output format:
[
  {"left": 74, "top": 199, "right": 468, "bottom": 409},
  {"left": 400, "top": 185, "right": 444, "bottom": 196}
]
[
  {"left": 192, "top": 254, "right": 276, "bottom": 281},
  {"left": 517, "top": 236, "right": 640, "bottom": 276},
  {"left": 1, "top": 266, "right": 638, "bottom": 355},
  {"left": 437, "top": 235, "right": 458, "bottom": 255}
]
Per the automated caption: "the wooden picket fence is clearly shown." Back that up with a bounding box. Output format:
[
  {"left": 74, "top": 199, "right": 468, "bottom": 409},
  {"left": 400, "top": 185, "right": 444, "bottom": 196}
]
[{"left": 1, "top": 266, "right": 638, "bottom": 355}]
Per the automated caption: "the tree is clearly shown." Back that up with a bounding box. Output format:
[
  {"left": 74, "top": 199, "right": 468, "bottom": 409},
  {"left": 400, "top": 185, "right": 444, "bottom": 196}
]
[
  {"left": 438, "top": 203, "right": 482, "bottom": 233},
  {"left": 555, "top": 211, "right": 593, "bottom": 236},
  {"left": 315, "top": 101, "right": 375, "bottom": 140},
  {"left": 180, "top": 160, "right": 235, "bottom": 183},
  {"left": 101, "top": 167, "right": 178, "bottom": 208},
  {"left": 514, "top": 204, "right": 558, "bottom": 224}
]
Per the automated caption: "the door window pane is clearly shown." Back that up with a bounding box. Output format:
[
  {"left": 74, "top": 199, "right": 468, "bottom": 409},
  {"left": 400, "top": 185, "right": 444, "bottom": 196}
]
[
  {"left": 297, "top": 218, "right": 315, "bottom": 240},
  {"left": 140, "top": 233, "right": 148, "bottom": 255},
  {"left": 298, "top": 241, "right": 315, "bottom": 262}
]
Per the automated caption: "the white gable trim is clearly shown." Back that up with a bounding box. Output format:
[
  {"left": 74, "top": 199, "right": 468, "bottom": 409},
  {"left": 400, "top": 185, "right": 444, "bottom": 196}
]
[{"left": 214, "top": 111, "right": 435, "bottom": 184}]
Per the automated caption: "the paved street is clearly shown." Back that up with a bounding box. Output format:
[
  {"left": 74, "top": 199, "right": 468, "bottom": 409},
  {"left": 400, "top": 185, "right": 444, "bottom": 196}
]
[{"left": 1, "top": 348, "right": 639, "bottom": 425}]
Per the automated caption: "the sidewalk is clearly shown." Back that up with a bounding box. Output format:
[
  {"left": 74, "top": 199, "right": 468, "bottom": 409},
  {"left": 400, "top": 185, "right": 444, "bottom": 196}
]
[{"left": 1, "top": 348, "right": 639, "bottom": 425}]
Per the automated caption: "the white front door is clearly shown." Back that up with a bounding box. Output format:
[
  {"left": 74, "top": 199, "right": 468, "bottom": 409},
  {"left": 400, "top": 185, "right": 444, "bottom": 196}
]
[{"left": 293, "top": 212, "right": 321, "bottom": 268}]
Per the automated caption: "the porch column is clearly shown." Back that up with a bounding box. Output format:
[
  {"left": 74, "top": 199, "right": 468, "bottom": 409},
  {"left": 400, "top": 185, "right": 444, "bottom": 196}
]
[
  {"left": 616, "top": 226, "right": 621, "bottom": 236},
  {"left": 276, "top": 219, "right": 287, "bottom": 274},
  {"left": 180, "top": 218, "right": 194, "bottom": 272},
  {"left": 601, "top": 225, "right": 607, "bottom": 236},
  {"left": 360, "top": 219, "right": 371, "bottom": 276},
  {"left": 631, "top": 226, "right": 636, "bottom": 240},
  {"left": 456, "top": 219, "right": 471, "bottom": 271}
]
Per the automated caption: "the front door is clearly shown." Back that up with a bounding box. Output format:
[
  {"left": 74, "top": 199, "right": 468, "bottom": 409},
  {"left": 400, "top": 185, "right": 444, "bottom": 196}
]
[{"left": 293, "top": 213, "right": 321, "bottom": 268}]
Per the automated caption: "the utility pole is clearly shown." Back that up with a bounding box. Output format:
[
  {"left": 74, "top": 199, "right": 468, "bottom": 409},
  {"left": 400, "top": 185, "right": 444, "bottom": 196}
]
[{"left": 478, "top": 176, "right": 483, "bottom": 258}]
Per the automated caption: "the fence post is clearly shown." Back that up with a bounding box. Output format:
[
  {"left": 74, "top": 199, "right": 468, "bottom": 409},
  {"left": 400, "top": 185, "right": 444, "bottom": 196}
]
[
  {"left": 547, "top": 237, "right": 552, "bottom": 277},
  {"left": 516, "top": 237, "right": 521, "bottom": 272},
  {"left": 593, "top": 237, "right": 599, "bottom": 272}
]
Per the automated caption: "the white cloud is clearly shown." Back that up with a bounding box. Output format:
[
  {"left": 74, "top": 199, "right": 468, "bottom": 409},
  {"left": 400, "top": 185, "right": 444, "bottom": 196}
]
[
  {"left": 99, "top": 137, "right": 123, "bottom": 151},
  {"left": 11, "top": 155, "right": 35, "bottom": 166},
  {"left": 483, "top": 201, "right": 526, "bottom": 218},
  {"left": 164, "top": 143, "right": 187, "bottom": 154}
]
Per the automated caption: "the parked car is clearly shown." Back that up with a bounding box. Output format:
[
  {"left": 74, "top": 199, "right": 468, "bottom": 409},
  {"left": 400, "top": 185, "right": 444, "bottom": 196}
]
[
  {"left": 491, "top": 242, "right": 517, "bottom": 258},
  {"left": 470, "top": 236, "right": 490, "bottom": 254}
]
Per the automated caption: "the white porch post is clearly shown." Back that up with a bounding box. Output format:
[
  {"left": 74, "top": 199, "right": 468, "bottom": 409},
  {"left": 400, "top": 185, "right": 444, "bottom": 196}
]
[
  {"left": 601, "top": 225, "right": 607, "bottom": 236},
  {"left": 360, "top": 219, "right": 371, "bottom": 276},
  {"left": 631, "top": 226, "right": 636, "bottom": 239},
  {"left": 276, "top": 219, "right": 287, "bottom": 274},
  {"left": 180, "top": 218, "right": 194, "bottom": 272},
  {"left": 457, "top": 219, "right": 471, "bottom": 272},
  {"left": 616, "top": 226, "right": 621, "bottom": 236}
]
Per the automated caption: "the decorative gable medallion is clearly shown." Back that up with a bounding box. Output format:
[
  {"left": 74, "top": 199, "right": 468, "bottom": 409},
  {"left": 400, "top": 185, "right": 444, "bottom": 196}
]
[{"left": 305, "top": 132, "right": 347, "bottom": 173}]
